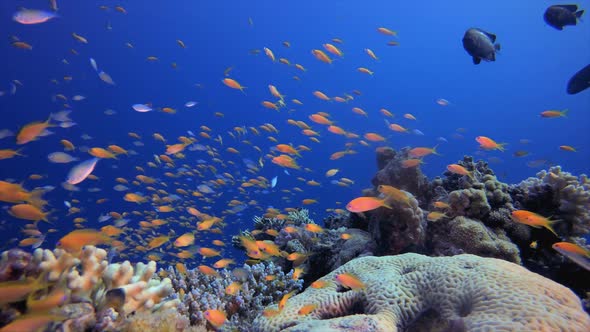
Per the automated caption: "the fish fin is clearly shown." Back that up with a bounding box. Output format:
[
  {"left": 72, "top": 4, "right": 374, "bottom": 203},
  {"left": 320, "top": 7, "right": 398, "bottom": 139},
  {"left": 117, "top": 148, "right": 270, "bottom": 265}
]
[
  {"left": 381, "top": 199, "right": 392, "bottom": 209},
  {"left": 484, "top": 32, "right": 496, "bottom": 43},
  {"left": 561, "top": 109, "right": 569, "bottom": 117},
  {"left": 472, "top": 57, "right": 481, "bottom": 65},
  {"left": 494, "top": 43, "right": 501, "bottom": 51},
  {"left": 576, "top": 10, "right": 584, "bottom": 21},
  {"left": 558, "top": 5, "right": 579, "bottom": 12},
  {"left": 545, "top": 218, "right": 561, "bottom": 237}
]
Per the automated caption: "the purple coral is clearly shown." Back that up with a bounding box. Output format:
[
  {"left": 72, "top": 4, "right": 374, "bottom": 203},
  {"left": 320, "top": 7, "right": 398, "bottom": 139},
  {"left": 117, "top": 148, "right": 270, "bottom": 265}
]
[{"left": 168, "top": 261, "right": 302, "bottom": 331}]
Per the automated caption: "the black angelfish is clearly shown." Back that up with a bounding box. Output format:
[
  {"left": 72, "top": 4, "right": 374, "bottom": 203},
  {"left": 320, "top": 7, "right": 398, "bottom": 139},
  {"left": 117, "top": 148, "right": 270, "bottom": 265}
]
[
  {"left": 544, "top": 5, "right": 584, "bottom": 30},
  {"left": 567, "top": 64, "right": 590, "bottom": 95},
  {"left": 462, "top": 28, "right": 501, "bottom": 65}
]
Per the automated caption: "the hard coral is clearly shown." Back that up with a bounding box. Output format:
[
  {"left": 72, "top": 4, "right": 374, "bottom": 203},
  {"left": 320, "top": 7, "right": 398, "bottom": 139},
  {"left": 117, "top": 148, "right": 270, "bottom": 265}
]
[
  {"left": 169, "top": 261, "right": 302, "bottom": 331},
  {"left": 1, "top": 246, "right": 176, "bottom": 332},
  {"left": 253, "top": 254, "right": 590, "bottom": 332},
  {"left": 428, "top": 216, "right": 521, "bottom": 263},
  {"left": 513, "top": 166, "right": 590, "bottom": 236}
]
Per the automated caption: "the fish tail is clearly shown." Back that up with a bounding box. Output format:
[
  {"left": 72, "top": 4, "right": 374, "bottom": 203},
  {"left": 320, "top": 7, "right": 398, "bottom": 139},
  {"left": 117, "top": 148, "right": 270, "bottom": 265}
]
[
  {"left": 561, "top": 109, "right": 569, "bottom": 117},
  {"left": 240, "top": 86, "right": 248, "bottom": 95},
  {"left": 497, "top": 143, "right": 508, "bottom": 152},
  {"left": 494, "top": 43, "right": 501, "bottom": 51},
  {"left": 545, "top": 218, "right": 560, "bottom": 237},
  {"left": 380, "top": 199, "right": 392, "bottom": 209},
  {"left": 28, "top": 189, "right": 48, "bottom": 209},
  {"left": 432, "top": 144, "right": 443, "bottom": 156},
  {"left": 576, "top": 10, "right": 584, "bottom": 20}
]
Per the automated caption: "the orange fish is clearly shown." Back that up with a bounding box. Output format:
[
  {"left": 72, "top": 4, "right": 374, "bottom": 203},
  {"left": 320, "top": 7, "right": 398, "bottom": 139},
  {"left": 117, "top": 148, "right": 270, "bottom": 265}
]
[
  {"left": 377, "top": 185, "right": 410, "bottom": 205},
  {"left": 225, "top": 282, "right": 242, "bottom": 295},
  {"left": 363, "top": 133, "right": 385, "bottom": 142},
  {"left": 311, "top": 49, "right": 332, "bottom": 64},
  {"left": 323, "top": 43, "right": 343, "bottom": 57},
  {"left": 401, "top": 159, "right": 423, "bottom": 168},
  {"left": 540, "top": 109, "right": 568, "bottom": 118},
  {"left": 475, "top": 136, "right": 506, "bottom": 152},
  {"left": 357, "top": 67, "right": 374, "bottom": 75},
  {"left": 511, "top": 210, "right": 558, "bottom": 236},
  {"left": 346, "top": 197, "right": 391, "bottom": 213},
  {"left": 174, "top": 233, "right": 195, "bottom": 247},
  {"left": 559, "top": 145, "right": 576, "bottom": 152},
  {"left": 89, "top": 147, "right": 117, "bottom": 159},
  {"left": 552, "top": 242, "right": 590, "bottom": 271},
  {"left": 222, "top": 78, "right": 246, "bottom": 94},
  {"left": 446, "top": 164, "right": 474, "bottom": 179},
  {"left": 334, "top": 272, "right": 365, "bottom": 290},
  {"left": 9, "top": 204, "right": 48, "bottom": 222},
  {"left": 408, "top": 146, "right": 440, "bottom": 158},
  {"left": 16, "top": 117, "right": 52, "bottom": 145},
  {"left": 312, "top": 90, "right": 330, "bottom": 101},
  {"left": 213, "top": 258, "right": 235, "bottom": 269},
  {"left": 263, "top": 47, "right": 275, "bottom": 62},
  {"left": 279, "top": 291, "right": 295, "bottom": 311},
  {"left": 198, "top": 247, "right": 221, "bottom": 258},
  {"left": 389, "top": 123, "right": 408, "bottom": 133},
  {"left": 298, "top": 304, "right": 318, "bottom": 315},
  {"left": 377, "top": 27, "right": 397, "bottom": 36},
  {"left": 0, "top": 149, "right": 25, "bottom": 160},
  {"left": 148, "top": 236, "right": 170, "bottom": 249},
  {"left": 276, "top": 144, "right": 300, "bottom": 156},
  {"left": 204, "top": 309, "right": 227, "bottom": 328},
  {"left": 57, "top": 229, "right": 112, "bottom": 252},
  {"left": 310, "top": 280, "right": 329, "bottom": 289}
]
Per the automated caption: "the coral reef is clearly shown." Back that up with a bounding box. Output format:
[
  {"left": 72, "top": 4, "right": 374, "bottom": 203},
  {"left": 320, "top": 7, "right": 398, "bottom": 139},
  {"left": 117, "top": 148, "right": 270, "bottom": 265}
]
[
  {"left": 512, "top": 165, "right": 590, "bottom": 236},
  {"left": 0, "top": 245, "right": 176, "bottom": 331},
  {"left": 233, "top": 210, "right": 376, "bottom": 286},
  {"left": 364, "top": 188, "right": 426, "bottom": 255},
  {"left": 428, "top": 216, "right": 521, "bottom": 263},
  {"left": 167, "top": 261, "right": 302, "bottom": 331},
  {"left": 253, "top": 253, "right": 590, "bottom": 332}
]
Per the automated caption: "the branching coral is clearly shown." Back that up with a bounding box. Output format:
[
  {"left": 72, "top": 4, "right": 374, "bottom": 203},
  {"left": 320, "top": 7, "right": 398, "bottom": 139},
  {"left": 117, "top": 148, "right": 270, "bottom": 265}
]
[
  {"left": 168, "top": 261, "right": 302, "bottom": 331},
  {"left": 253, "top": 254, "right": 590, "bottom": 332},
  {"left": 0, "top": 246, "right": 176, "bottom": 331}
]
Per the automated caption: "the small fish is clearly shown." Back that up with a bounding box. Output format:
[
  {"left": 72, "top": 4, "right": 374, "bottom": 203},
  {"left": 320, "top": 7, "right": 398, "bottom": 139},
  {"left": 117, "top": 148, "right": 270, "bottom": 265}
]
[
  {"left": 132, "top": 104, "right": 152, "bottom": 112},
  {"left": 98, "top": 71, "right": 115, "bottom": 85},
  {"left": 346, "top": 196, "right": 391, "bottom": 213},
  {"left": 89, "top": 58, "right": 98, "bottom": 71},
  {"left": 540, "top": 109, "right": 568, "bottom": 118},
  {"left": 334, "top": 272, "right": 365, "bottom": 290},
  {"left": 66, "top": 158, "right": 99, "bottom": 185},
  {"left": 511, "top": 210, "right": 559, "bottom": 236},
  {"left": 203, "top": 309, "right": 227, "bottom": 328},
  {"left": 552, "top": 242, "right": 590, "bottom": 271},
  {"left": 13, "top": 9, "right": 57, "bottom": 24},
  {"left": 57, "top": 228, "right": 112, "bottom": 252},
  {"left": 271, "top": 176, "right": 278, "bottom": 188}
]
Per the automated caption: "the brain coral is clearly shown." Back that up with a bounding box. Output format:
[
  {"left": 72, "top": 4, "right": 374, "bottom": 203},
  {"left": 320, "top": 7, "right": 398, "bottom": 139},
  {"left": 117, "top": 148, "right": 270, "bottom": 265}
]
[{"left": 253, "top": 253, "right": 590, "bottom": 332}]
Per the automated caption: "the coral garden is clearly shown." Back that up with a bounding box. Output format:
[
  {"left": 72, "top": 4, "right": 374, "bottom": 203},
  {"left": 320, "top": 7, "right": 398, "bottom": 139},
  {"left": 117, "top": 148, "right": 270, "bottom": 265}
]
[{"left": 1, "top": 147, "right": 589, "bottom": 331}]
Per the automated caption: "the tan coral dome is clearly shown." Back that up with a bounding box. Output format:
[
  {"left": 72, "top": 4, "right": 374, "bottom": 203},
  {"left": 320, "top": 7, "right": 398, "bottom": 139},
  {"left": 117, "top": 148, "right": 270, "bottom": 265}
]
[{"left": 254, "top": 253, "right": 590, "bottom": 332}]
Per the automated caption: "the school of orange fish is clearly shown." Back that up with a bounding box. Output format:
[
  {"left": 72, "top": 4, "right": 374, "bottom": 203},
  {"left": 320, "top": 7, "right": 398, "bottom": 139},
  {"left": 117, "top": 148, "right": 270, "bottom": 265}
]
[{"left": 1, "top": 5, "right": 589, "bottom": 327}]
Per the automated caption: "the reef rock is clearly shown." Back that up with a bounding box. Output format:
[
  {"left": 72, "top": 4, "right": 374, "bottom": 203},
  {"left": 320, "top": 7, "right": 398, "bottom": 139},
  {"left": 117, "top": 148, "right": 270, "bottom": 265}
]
[{"left": 253, "top": 253, "right": 590, "bottom": 332}]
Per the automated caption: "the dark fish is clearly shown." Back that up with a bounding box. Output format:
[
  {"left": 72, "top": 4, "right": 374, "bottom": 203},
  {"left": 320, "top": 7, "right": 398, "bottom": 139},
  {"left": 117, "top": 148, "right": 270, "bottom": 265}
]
[
  {"left": 567, "top": 64, "right": 590, "bottom": 94},
  {"left": 544, "top": 5, "right": 584, "bottom": 30},
  {"left": 462, "top": 28, "right": 501, "bottom": 65}
]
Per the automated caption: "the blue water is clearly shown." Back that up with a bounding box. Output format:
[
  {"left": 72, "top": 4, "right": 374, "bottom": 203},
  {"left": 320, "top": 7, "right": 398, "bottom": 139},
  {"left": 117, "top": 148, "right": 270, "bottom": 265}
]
[{"left": 0, "top": 1, "right": 588, "bottom": 265}]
